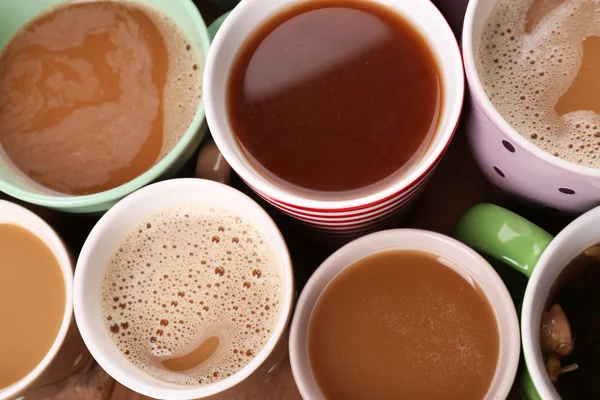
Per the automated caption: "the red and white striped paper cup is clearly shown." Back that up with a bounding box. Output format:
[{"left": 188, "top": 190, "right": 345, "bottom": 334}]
[{"left": 205, "top": 0, "right": 464, "bottom": 239}]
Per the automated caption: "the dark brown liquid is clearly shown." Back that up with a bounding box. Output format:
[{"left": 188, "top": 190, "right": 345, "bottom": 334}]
[
  {"left": 228, "top": 0, "right": 441, "bottom": 199},
  {"left": 544, "top": 249, "right": 600, "bottom": 398},
  {"left": 309, "top": 250, "right": 499, "bottom": 400},
  {"left": 0, "top": 1, "right": 200, "bottom": 195}
]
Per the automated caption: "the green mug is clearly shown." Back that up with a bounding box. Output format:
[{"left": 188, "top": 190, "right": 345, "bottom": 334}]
[
  {"left": 0, "top": 0, "right": 210, "bottom": 213},
  {"left": 455, "top": 203, "right": 600, "bottom": 399}
]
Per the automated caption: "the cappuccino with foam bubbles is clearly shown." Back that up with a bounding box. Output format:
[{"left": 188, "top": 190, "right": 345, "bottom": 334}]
[
  {"left": 100, "top": 205, "right": 283, "bottom": 386},
  {"left": 477, "top": 0, "right": 600, "bottom": 168}
]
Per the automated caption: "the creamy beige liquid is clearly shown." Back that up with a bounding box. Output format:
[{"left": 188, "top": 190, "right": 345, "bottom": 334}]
[
  {"left": 0, "top": 224, "right": 65, "bottom": 389},
  {"left": 309, "top": 250, "right": 499, "bottom": 400},
  {"left": 477, "top": 0, "right": 600, "bottom": 168},
  {"left": 101, "top": 205, "right": 284, "bottom": 386},
  {"left": 0, "top": 1, "right": 202, "bottom": 195}
]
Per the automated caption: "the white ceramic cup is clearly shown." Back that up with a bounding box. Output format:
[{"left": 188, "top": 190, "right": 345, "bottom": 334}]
[
  {"left": 73, "top": 179, "right": 294, "bottom": 400},
  {"left": 0, "top": 200, "right": 89, "bottom": 400},
  {"left": 289, "top": 229, "right": 520, "bottom": 400},
  {"left": 519, "top": 207, "right": 600, "bottom": 399},
  {"left": 205, "top": 0, "right": 464, "bottom": 237},
  {"left": 463, "top": 0, "right": 600, "bottom": 214}
]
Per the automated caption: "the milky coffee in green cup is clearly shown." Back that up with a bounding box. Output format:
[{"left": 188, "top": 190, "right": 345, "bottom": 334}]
[{"left": 0, "top": 0, "right": 210, "bottom": 213}]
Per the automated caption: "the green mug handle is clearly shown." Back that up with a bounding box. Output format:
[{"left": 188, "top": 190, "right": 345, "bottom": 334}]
[
  {"left": 454, "top": 204, "right": 553, "bottom": 278},
  {"left": 453, "top": 203, "right": 554, "bottom": 400}
]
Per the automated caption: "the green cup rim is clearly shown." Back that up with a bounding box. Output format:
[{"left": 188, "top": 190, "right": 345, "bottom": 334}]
[{"left": 0, "top": 0, "right": 211, "bottom": 210}]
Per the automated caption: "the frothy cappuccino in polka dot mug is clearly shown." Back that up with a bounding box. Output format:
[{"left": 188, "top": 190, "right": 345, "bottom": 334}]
[
  {"left": 463, "top": 0, "right": 600, "bottom": 213},
  {"left": 477, "top": 0, "right": 600, "bottom": 168}
]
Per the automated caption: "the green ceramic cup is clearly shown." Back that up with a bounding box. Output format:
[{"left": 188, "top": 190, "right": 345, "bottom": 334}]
[
  {"left": 0, "top": 0, "right": 210, "bottom": 213},
  {"left": 454, "top": 203, "right": 600, "bottom": 399}
]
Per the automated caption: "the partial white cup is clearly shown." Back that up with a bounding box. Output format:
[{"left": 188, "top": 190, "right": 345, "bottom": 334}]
[
  {"left": 73, "top": 179, "right": 294, "bottom": 400},
  {"left": 521, "top": 206, "right": 600, "bottom": 399},
  {"left": 0, "top": 200, "right": 89, "bottom": 400},
  {"left": 289, "top": 229, "right": 520, "bottom": 400}
]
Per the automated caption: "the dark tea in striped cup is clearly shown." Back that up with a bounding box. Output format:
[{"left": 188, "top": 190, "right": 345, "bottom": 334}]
[{"left": 205, "top": 0, "right": 464, "bottom": 237}]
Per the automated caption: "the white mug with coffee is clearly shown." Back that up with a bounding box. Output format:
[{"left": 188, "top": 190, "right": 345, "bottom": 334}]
[
  {"left": 74, "top": 179, "right": 294, "bottom": 400},
  {"left": 463, "top": 0, "right": 600, "bottom": 214},
  {"left": 0, "top": 201, "right": 90, "bottom": 400},
  {"left": 289, "top": 229, "right": 520, "bottom": 400}
]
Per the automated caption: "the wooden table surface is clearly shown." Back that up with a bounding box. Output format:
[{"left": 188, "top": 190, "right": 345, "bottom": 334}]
[{"left": 2, "top": 1, "right": 576, "bottom": 399}]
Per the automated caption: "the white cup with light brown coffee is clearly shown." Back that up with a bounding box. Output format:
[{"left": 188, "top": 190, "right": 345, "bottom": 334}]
[
  {"left": 0, "top": 201, "right": 90, "bottom": 400},
  {"left": 74, "top": 179, "right": 294, "bottom": 400},
  {"left": 290, "top": 229, "right": 521, "bottom": 400}
]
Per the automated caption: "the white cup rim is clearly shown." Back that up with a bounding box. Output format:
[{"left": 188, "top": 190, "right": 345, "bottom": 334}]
[
  {"left": 0, "top": 200, "right": 73, "bottom": 400},
  {"left": 205, "top": 0, "right": 465, "bottom": 212},
  {"left": 462, "top": 0, "right": 600, "bottom": 178},
  {"left": 289, "top": 229, "right": 520, "bottom": 400},
  {"left": 73, "top": 179, "right": 295, "bottom": 399}
]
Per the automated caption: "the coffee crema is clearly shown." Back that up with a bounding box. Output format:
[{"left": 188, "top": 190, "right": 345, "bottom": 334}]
[
  {"left": 100, "top": 205, "right": 283, "bottom": 386},
  {"left": 228, "top": 0, "right": 441, "bottom": 200},
  {"left": 0, "top": 1, "right": 202, "bottom": 195},
  {"left": 477, "top": 0, "right": 600, "bottom": 168},
  {"left": 0, "top": 223, "right": 65, "bottom": 389},
  {"left": 309, "top": 250, "right": 499, "bottom": 400}
]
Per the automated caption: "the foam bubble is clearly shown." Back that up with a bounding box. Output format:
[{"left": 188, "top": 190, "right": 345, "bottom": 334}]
[
  {"left": 100, "top": 204, "right": 283, "bottom": 386},
  {"left": 477, "top": 0, "right": 600, "bottom": 167}
]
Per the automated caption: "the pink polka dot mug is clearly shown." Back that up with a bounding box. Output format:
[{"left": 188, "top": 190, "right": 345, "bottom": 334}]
[{"left": 463, "top": 0, "right": 600, "bottom": 214}]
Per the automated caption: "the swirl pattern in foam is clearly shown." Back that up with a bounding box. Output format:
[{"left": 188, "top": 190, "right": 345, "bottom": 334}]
[
  {"left": 0, "top": 1, "right": 202, "bottom": 195},
  {"left": 477, "top": 0, "right": 600, "bottom": 168},
  {"left": 100, "top": 204, "right": 283, "bottom": 386}
]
